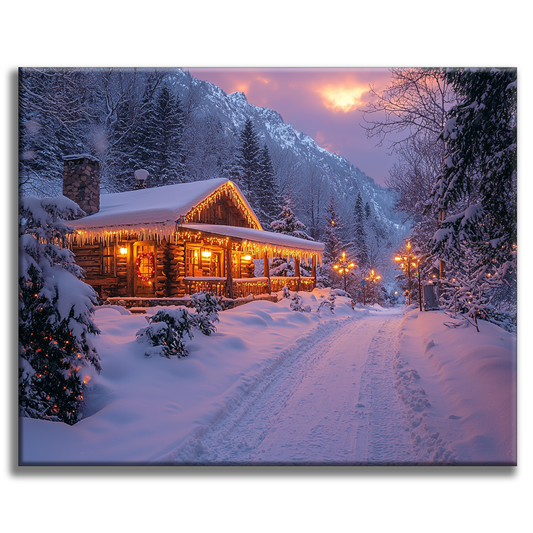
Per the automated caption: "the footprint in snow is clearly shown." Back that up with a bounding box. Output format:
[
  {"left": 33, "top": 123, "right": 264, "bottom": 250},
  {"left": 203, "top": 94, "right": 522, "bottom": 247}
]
[{"left": 448, "top": 414, "right": 462, "bottom": 419}]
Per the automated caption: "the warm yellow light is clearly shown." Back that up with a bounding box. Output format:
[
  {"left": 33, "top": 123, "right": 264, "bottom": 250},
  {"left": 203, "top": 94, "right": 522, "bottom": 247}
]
[
  {"left": 318, "top": 84, "right": 367, "bottom": 112},
  {"left": 242, "top": 254, "right": 252, "bottom": 261},
  {"left": 348, "top": 263, "right": 355, "bottom": 268},
  {"left": 201, "top": 250, "right": 212, "bottom": 258},
  {"left": 394, "top": 256, "right": 401, "bottom": 261},
  {"left": 119, "top": 247, "right": 128, "bottom": 255},
  {"left": 407, "top": 241, "right": 411, "bottom": 250},
  {"left": 333, "top": 264, "right": 339, "bottom": 269}
]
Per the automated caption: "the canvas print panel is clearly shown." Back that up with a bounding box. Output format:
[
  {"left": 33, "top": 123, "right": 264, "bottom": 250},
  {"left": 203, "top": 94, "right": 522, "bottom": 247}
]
[{"left": 18, "top": 67, "right": 517, "bottom": 466}]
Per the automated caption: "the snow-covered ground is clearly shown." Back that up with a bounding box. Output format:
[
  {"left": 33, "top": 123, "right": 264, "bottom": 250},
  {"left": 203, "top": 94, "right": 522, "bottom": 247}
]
[{"left": 19, "top": 289, "right": 516, "bottom": 466}]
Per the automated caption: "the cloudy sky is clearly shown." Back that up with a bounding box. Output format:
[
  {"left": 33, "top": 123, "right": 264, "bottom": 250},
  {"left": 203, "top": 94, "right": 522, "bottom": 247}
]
[{"left": 187, "top": 68, "right": 396, "bottom": 187}]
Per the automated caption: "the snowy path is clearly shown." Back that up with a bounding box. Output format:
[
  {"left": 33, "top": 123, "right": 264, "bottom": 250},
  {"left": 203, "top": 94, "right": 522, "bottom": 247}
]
[{"left": 168, "top": 310, "right": 417, "bottom": 465}]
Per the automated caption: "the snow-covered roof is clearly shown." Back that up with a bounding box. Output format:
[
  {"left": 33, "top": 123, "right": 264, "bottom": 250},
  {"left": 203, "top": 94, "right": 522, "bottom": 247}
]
[
  {"left": 182, "top": 223, "right": 324, "bottom": 257},
  {"left": 70, "top": 178, "right": 323, "bottom": 261},
  {"left": 72, "top": 178, "right": 259, "bottom": 235}
]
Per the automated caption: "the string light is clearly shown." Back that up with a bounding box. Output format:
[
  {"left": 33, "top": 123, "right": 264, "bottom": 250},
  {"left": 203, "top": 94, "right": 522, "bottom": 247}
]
[{"left": 185, "top": 182, "right": 262, "bottom": 230}]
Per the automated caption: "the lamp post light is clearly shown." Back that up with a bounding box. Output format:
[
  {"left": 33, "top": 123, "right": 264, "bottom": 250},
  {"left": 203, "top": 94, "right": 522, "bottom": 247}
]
[
  {"left": 394, "top": 240, "right": 421, "bottom": 307},
  {"left": 333, "top": 251, "right": 356, "bottom": 292},
  {"left": 363, "top": 269, "right": 381, "bottom": 305}
]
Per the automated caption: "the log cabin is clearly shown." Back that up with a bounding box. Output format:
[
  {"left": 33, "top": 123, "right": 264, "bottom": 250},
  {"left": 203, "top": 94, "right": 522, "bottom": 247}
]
[{"left": 64, "top": 154, "right": 324, "bottom": 301}]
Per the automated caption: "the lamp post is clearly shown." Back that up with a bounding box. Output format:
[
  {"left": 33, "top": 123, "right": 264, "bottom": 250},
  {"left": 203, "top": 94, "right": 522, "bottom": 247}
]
[
  {"left": 394, "top": 240, "right": 421, "bottom": 307},
  {"left": 363, "top": 269, "right": 381, "bottom": 305},
  {"left": 333, "top": 251, "right": 356, "bottom": 292}
]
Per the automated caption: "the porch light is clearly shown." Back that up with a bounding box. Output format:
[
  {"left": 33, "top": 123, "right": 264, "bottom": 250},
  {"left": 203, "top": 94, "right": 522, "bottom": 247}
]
[
  {"left": 201, "top": 250, "right": 212, "bottom": 258},
  {"left": 119, "top": 247, "right": 128, "bottom": 255},
  {"left": 242, "top": 254, "right": 252, "bottom": 261}
]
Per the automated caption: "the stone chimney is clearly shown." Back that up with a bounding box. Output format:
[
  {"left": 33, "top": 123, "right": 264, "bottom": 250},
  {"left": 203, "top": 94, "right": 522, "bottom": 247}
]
[{"left": 62, "top": 154, "right": 100, "bottom": 216}]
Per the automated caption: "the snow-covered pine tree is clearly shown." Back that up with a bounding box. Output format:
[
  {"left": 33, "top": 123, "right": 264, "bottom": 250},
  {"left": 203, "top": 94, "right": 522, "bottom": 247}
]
[
  {"left": 151, "top": 85, "right": 185, "bottom": 185},
  {"left": 320, "top": 196, "right": 345, "bottom": 288},
  {"left": 19, "top": 196, "right": 101, "bottom": 424},
  {"left": 352, "top": 191, "right": 369, "bottom": 271},
  {"left": 256, "top": 144, "right": 280, "bottom": 225},
  {"left": 431, "top": 68, "right": 517, "bottom": 328},
  {"left": 270, "top": 191, "right": 311, "bottom": 240},
  {"left": 235, "top": 118, "right": 262, "bottom": 207},
  {"left": 433, "top": 68, "right": 517, "bottom": 261},
  {"left": 323, "top": 196, "right": 343, "bottom": 265},
  {"left": 269, "top": 191, "right": 311, "bottom": 278}
]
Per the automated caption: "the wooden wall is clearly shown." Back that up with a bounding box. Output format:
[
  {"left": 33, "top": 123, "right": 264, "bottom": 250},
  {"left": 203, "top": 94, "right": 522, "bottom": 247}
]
[
  {"left": 187, "top": 194, "right": 252, "bottom": 228},
  {"left": 155, "top": 239, "right": 186, "bottom": 298}
]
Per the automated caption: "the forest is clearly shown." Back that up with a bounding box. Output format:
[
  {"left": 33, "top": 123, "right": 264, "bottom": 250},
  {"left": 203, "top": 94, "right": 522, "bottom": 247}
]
[{"left": 18, "top": 67, "right": 517, "bottom": 322}]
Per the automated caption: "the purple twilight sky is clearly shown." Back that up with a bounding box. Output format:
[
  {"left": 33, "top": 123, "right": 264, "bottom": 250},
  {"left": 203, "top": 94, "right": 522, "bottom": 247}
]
[{"left": 187, "top": 67, "right": 397, "bottom": 187}]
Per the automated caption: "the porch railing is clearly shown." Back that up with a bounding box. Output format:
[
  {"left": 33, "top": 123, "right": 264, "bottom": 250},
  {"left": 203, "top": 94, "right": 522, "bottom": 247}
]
[{"left": 183, "top": 276, "right": 316, "bottom": 298}]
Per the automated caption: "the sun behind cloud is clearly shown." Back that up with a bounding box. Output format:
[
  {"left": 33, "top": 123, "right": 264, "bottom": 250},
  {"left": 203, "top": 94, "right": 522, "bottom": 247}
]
[{"left": 318, "top": 84, "right": 367, "bottom": 112}]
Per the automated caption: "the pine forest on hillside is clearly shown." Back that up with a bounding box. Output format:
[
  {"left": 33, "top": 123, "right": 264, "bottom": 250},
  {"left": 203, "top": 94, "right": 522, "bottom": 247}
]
[{"left": 19, "top": 67, "right": 517, "bottom": 327}]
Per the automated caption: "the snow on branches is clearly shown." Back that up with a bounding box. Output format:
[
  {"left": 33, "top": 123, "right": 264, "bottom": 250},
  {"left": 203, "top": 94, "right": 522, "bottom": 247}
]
[
  {"left": 19, "top": 195, "right": 101, "bottom": 424},
  {"left": 136, "top": 292, "right": 222, "bottom": 358}
]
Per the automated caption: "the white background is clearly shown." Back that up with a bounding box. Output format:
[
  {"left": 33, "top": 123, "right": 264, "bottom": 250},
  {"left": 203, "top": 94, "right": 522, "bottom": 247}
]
[{"left": 1, "top": 2, "right": 530, "bottom": 531}]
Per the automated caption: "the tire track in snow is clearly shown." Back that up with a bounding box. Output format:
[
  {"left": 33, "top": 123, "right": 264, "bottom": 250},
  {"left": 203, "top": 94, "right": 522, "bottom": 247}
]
[
  {"left": 354, "top": 315, "right": 417, "bottom": 464},
  {"left": 166, "top": 310, "right": 417, "bottom": 465}
]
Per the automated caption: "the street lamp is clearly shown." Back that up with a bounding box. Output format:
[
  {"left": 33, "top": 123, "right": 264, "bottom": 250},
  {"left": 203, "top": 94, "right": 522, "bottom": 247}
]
[
  {"left": 333, "top": 251, "right": 356, "bottom": 292},
  {"left": 394, "top": 240, "right": 421, "bottom": 308},
  {"left": 362, "top": 269, "right": 381, "bottom": 305}
]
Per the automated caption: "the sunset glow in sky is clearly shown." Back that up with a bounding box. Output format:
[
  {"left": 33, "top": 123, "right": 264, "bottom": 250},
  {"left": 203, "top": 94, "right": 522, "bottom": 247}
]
[{"left": 187, "top": 68, "right": 395, "bottom": 186}]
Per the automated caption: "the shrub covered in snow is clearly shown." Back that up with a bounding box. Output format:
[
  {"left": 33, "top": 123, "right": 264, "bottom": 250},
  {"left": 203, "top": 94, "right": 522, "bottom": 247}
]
[
  {"left": 137, "top": 292, "right": 222, "bottom": 358},
  {"left": 189, "top": 291, "right": 222, "bottom": 336},
  {"left": 317, "top": 293, "right": 336, "bottom": 314},
  {"left": 19, "top": 196, "right": 101, "bottom": 425},
  {"left": 290, "top": 293, "right": 305, "bottom": 312},
  {"left": 137, "top": 308, "right": 194, "bottom": 358}
]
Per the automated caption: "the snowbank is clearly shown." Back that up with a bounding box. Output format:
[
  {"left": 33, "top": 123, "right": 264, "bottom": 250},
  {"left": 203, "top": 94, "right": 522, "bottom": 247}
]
[
  {"left": 395, "top": 306, "right": 516, "bottom": 465},
  {"left": 19, "top": 289, "right": 358, "bottom": 465}
]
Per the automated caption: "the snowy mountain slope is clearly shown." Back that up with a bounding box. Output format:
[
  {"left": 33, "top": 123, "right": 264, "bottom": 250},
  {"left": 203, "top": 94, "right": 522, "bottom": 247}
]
[{"left": 170, "top": 70, "right": 405, "bottom": 235}]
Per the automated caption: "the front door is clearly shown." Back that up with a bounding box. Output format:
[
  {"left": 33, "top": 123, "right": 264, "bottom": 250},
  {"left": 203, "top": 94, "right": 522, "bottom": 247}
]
[{"left": 133, "top": 242, "right": 156, "bottom": 297}]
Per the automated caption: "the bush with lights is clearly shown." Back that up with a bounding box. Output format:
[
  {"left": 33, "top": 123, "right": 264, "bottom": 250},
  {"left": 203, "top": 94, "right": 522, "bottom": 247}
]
[{"left": 19, "top": 196, "right": 101, "bottom": 425}]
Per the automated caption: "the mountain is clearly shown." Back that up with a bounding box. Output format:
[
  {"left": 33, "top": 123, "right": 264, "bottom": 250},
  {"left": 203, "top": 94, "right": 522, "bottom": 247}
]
[{"left": 168, "top": 70, "right": 407, "bottom": 242}]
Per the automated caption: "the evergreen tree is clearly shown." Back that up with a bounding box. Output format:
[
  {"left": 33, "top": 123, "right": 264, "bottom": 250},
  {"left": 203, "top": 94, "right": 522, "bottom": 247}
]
[
  {"left": 319, "top": 197, "right": 345, "bottom": 288},
  {"left": 432, "top": 68, "right": 517, "bottom": 262},
  {"left": 151, "top": 85, "right": 185, "bottom": 185},
  {"left": 270, "top": 191, "right": 311, "bottom": 239},
  {"left": 256, "top": 144, "right": 280, "bottom": 224},
  {"left": 364, "top": 202, "right": 372, "bottom": 221},
  {"left": 431, "top": 68, "right": 517, "bottom": 328},
  {"left": 235, "top": 118, "right": 262, "bottom": 206},
  {"left": 352, "top": 191, "right": 369, "bottom": 271},
  {"left": 323, "top": 196, "right": 344, "bottom": 265},
  {"left": 19, "top": 196, "right": 101, "bottom": 424}
]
